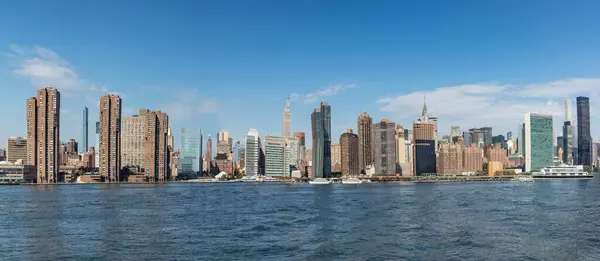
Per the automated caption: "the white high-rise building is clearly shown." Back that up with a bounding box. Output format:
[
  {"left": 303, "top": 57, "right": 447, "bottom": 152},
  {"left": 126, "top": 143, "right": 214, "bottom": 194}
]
[
  {"left": 244, "top": 129, "right": 261, "bottom": 176},
  {"left": 282, "top": 95, "right": 292, "bottom": 139}
]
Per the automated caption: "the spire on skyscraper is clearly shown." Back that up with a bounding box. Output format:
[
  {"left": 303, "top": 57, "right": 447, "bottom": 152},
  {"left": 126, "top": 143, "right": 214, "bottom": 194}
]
[
  {"left": 422, "top": 94, "right": 429, "bottom": 121},
  {"left": 282, "top": 95, "right": 292, "bottom": 138}
]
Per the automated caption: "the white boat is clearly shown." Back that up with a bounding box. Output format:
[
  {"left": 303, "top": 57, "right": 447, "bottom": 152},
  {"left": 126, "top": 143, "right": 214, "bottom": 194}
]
[
  {"left": 532, "top": 164, "right": 593, "bottom": 179},
  {"left": 241, "top": 175, "right": 258, "bottom": 182},
  {"left": 258, "top": 176, "right": 279, "bottom": 182},
  {"left": 309, "top": 178, "right": 332, "bottom": 185},
  {"left": 360, "top": 179, "right": 373, "bottom": 184},
  {"left": 342, "top": 178, "right": 361, "bottom": 185},
  {"left": 516, "top": 176, "right": 534, "bottom": 182}
]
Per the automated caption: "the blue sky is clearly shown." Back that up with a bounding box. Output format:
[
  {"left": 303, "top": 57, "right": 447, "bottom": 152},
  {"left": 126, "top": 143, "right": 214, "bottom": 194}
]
[{"left": 2, "top": 0, "right": 600, "bottom": 149}]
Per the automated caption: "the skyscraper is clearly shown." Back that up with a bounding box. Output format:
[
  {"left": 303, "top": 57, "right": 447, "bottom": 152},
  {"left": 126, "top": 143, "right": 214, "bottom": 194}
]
[
  {"left": 340, "top": 129, "right": 359, "bottom": 176},
  {"left": 99, "top": 94, "right": 122, "bottom": 182},
  {"left": 357, "top": 112, "right": 373, "bottom": 173},
  {"left": 27, "top": 87, "right": 60, "bottom": 183},
  {"left": 66, "top": 139, "right": 78, "bottom": 154},
  {"left": 205, "top": 134, "right": 213, "bottom": 167},
  {"left": 311, "top": 101, "right": 332, "bottom": 179},
  {"left": 396, "top": 125, "right": 406, "bottom": 165},
  {"left": 82, "top": 107, "right": 88, "bottom": 152},
  {"left": 373, "top": 119, "right": 396, "bottom": 176},
  {"left": 525, "top": 113, "right": 553, "bottom": 172},
  {"left": 413, "top": 101, "right": 436, "bottom": 176},
  {"left": 286, "top": 137, "right": 299, "bottom": 171},
  {"left": 462, "top": 131, "right": 472, "bottom": 147},
  {"left": 121, "top": 109, "right": 148, "bottom": 168},
  {"left": 144, "top": 111, "right": 169, "bottom": 182},
  {"left": 282, "top": 95, "right": 292, "bottom": 139},
  {"left": 577, "top": 96, "right": 592, "bottom": 166},
  {"left": 95, "top": 121, "right": 100, "bottom": 168},
  {"left": 331, "top": 141, "right": 341, "bottom": 173},
  {"left": 179, "top": 127, "right": 202, "bottom": 177},
  {"left": 481, "top": 127, "right": 493, "bottom": 146},
  {"left": 265, "top": 136, "right": 287, "bottom": 177},
  {"left": 245, "top": 129, "right": 260, "bottom": 176}
]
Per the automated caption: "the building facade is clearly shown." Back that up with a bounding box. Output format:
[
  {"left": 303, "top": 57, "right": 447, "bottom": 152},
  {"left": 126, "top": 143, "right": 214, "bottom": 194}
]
[
  {"left": 340, "top": 129, "right": 359, "bottom": 176},
  {"left": 121, "top": 109, "right": 148, "bottom": 168},
  {"left": 144, "top": 111, "right": 169, "bottom": 182},
  {"left": 311, "top": 101, "right": 331, "bottom": 179},
  {"left": 437, "top": 142, "right": 463, "bottom": 175},
  {"left": 7, "top": 137, "right": 27, "bottom": 163},
  {"left": 463, "top": 144, "right": 483, "bottom": 172},
  {"left": 27, "top": 87, "right": 60, "bottom": 183},
  {"left": 179, "top": 127, "right": 202, "bottom": 177},
  {"left": 82, "top": 107, "right": 88, "bottom": 152},
  {"left": 331, "top": 141, "right": 341, "bottom": 173},
  {"left": 357, "top": 112, "right": 373, "bottom": 173},
  {"left": 525, "top": 113, "right": 553, "bottom": 172},
  {"left": 484, "top": 144, "right": 509, "bottom": 167},
  {"left": 265, "top": 136, "right": 287, "bottom": 177},
  {"left": 413, "top": 120, "right": 436, "bottom": 176},
  {"left": 373, "top": 119, "right": 396, "bottom": 176},
  {"left": 99, "top": 94, "right": 122, "bottom": 182},
  {"left": 577, "top": 96, "right": 592, "bottom": 166},
  {"left": 245, "top": 129, "right": 260, "bottom": 176},
  {"left": 282, "top": 95, "right": 292, "bottom": 138}
]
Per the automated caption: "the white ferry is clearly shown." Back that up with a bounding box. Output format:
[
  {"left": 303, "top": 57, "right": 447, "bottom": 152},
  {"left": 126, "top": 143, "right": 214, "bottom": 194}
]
[
  {"left": 257, "top": 176, "right": 280, "bottom": 182},
  {"left": 516, "top": 176, "right": 534, "bottom": 182},
  {"left": 241, "top": 175, "right": 258, "bottom": 182},
  {"left": 342, "top": 178, "right": 361, "bottom": 185},
  {"left": 309, "top": 178, "right": 332, "bottom": 185},
  {"left": 532, "top": 164, "right": 594, "bottom": 179}
]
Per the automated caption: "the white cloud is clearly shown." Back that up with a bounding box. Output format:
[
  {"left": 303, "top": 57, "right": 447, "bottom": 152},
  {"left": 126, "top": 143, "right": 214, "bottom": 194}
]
[
  {"left": 7, "top": 45, "right": 116, "bottom": 94},
  {"left": 159, "top": 90, "right": 218, "bottom": 122},
  {"left": 378, "top": 78, "right": 600, "bottom": 136},
  {"left": 293, "top": 83, "right": 356, "bottom": 103}
]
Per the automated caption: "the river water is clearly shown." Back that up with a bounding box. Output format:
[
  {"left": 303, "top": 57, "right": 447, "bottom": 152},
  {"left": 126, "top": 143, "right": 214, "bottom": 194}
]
[{"left": 1, "top": 179, "right": 599, "bottom": 260}]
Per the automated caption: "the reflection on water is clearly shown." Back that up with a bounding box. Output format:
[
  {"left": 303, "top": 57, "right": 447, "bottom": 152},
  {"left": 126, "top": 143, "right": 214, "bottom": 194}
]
[{"left": 0, "top": 179, "right": 599, "bottom": 260}]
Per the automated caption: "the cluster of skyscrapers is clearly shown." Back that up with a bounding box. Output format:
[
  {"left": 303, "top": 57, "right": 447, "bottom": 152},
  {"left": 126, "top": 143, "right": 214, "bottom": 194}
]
[{"left": 1, "top": 86, "right": 596, "bottom": 183}]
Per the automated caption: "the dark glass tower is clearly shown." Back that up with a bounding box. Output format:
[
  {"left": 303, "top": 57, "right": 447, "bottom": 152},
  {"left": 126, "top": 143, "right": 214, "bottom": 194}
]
[
  {"left": 311, "top": 101, "right": 332, "bottom": 179},
  {"left": 577, "top": 97, "right": 591, "bottom": 166}
]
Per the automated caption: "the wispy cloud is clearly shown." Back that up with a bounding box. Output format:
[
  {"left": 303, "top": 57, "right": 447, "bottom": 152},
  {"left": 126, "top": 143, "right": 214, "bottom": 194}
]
[
  {"left": 378, "top": 78, "right": 600, "bottom": 135},
  {"left": 159, "top": 89, "right": 218, "bottom": 121},
  {"left": 292, "top": 83, "right": 357, "bottom": 103},
  {"left": 6, "top": 45, "right": 117, "bottom": 94}
]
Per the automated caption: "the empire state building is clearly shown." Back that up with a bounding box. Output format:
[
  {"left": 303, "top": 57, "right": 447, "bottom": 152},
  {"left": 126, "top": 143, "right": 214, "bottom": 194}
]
[{"left": 282, "top": 95, "right": 292, "bottom": 138}]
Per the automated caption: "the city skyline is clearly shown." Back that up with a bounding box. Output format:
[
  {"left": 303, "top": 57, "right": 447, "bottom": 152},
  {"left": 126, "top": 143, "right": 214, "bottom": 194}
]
[{"left": 4, "top": 2, "right": 600, "bottom": 149}]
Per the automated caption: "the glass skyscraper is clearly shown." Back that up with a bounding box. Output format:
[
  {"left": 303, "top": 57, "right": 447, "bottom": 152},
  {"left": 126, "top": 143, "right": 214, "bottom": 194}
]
[
  {"left": 311, "top": 101, "right": 331, "bottom": 179},
  {"left": 179, "top": 127, "right": 202, "bottom": 177},
  {"left": 577, "top": 96, "right": 592, "bottom": 166},
  {"left": 525, "top": 113, "right": 553, "bottom": 172}
]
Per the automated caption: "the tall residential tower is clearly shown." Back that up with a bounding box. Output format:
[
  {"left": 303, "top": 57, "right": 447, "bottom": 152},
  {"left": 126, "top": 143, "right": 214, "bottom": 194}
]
[
  {"left": 99, "top": 94, "right": 122, "bottom": 182},
  {"left": 357, "top": 112, "right": 373, "bottom": 173},
  {"left": 27, "top": 87, "right": 60, "bottom": 183}
]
